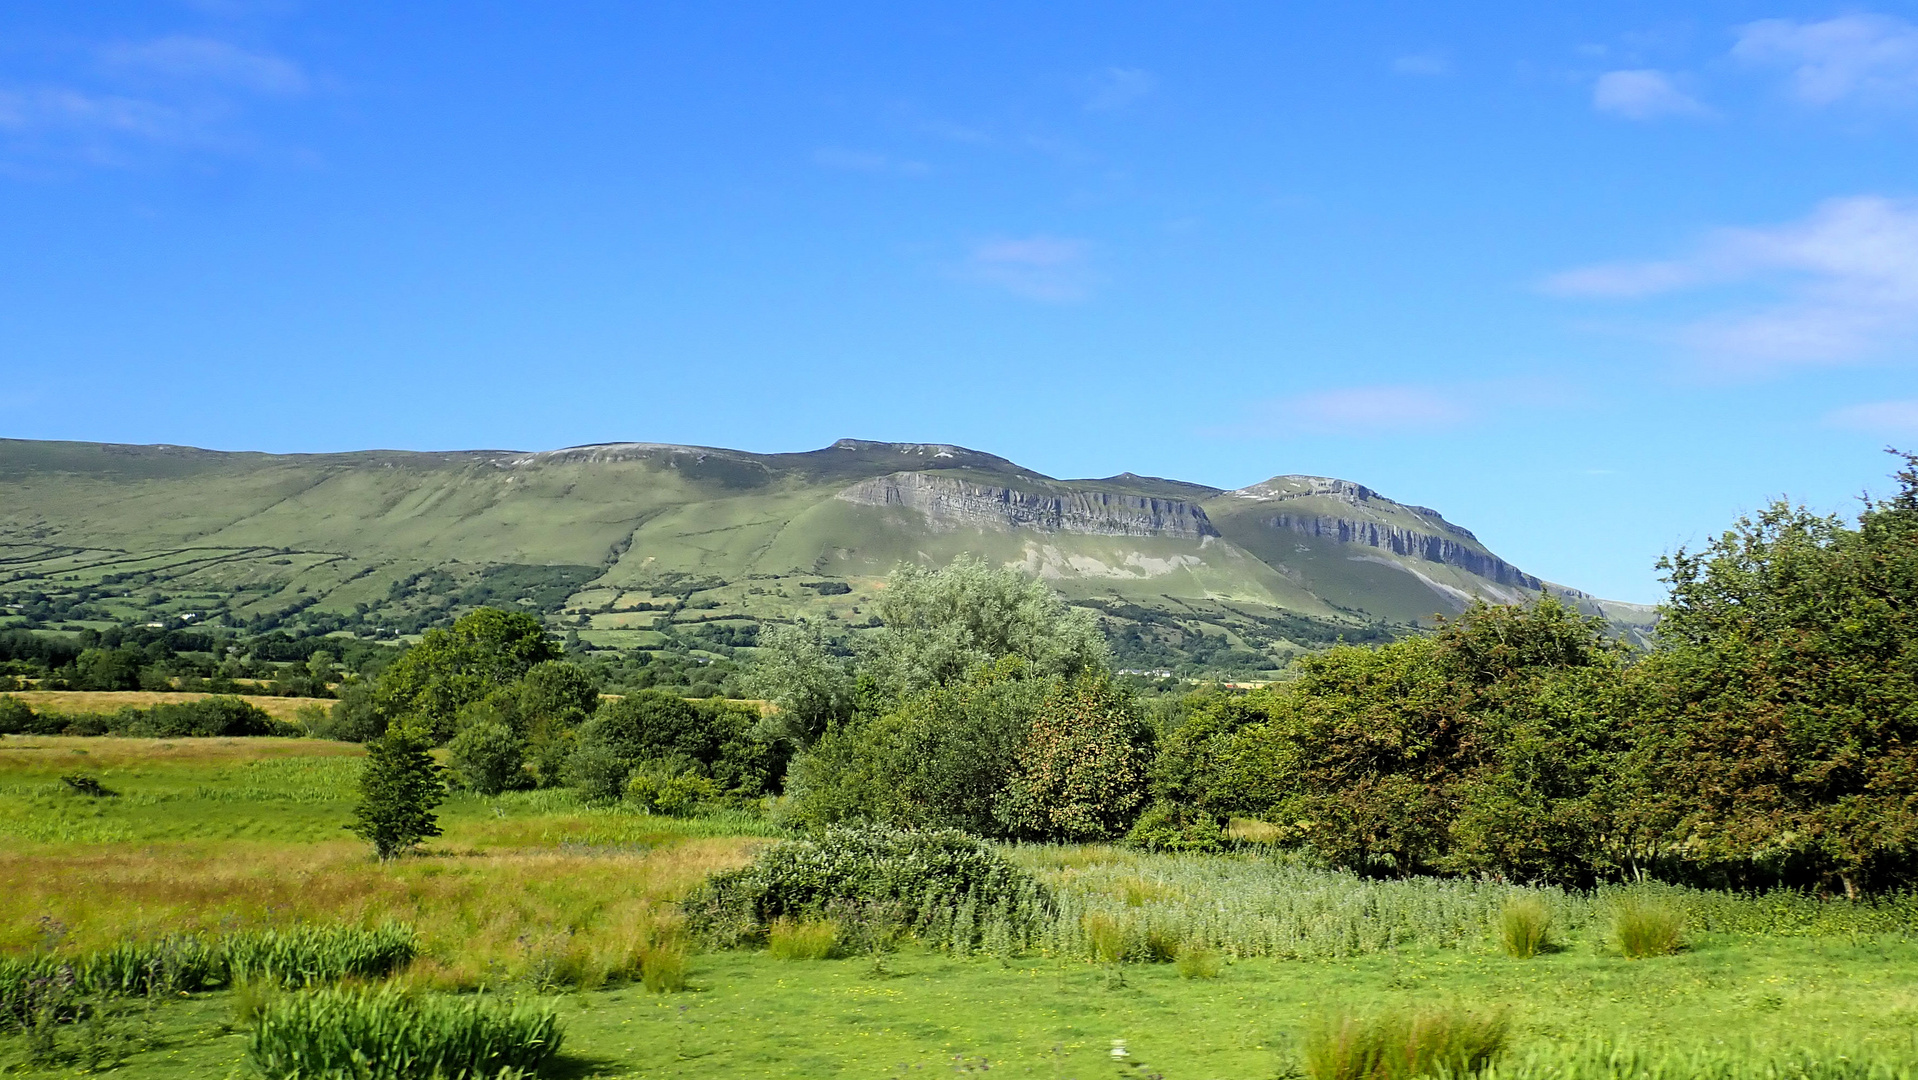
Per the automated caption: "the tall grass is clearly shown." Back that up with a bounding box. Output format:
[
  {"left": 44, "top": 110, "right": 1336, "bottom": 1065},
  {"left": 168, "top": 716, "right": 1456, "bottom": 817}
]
[
  {"left": 767, "top": 918, "right": 838, "bottom": 961},
  {"left": 1007, "top": 848, "right": 1914, "bottom": 962},
  {"left": 1497, "top": 897, "right": 1553, "bottom": 958},
  {"left": 1477, "top": 1041, "right": 1915, "bottom": 1080},
  {"left": 1611, "top": 898, "right": 1686, "bottom": 958},
  {"left": 0, "top": 923, "right": 417, "bottom": 1030},
  {"left": 248, "top": 986, "right": 562, "bottom": 1080},
  {"left": 1304, "top": 1007, "right": 1509, "bottom": 1080}
]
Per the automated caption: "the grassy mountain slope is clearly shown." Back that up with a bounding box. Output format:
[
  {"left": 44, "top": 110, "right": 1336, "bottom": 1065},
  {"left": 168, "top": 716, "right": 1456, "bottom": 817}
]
[{"left": 0, "top": 437, "right": 1651, "bottom": 675}]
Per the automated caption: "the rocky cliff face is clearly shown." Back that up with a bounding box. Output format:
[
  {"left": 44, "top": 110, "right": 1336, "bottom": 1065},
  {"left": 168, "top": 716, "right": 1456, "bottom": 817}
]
[
  {"left": 837, "top": 471, "right": 1219, "bottom": 539},
  {"left": 1225, "top": 475, "right": 1542, "bottom": 589}
]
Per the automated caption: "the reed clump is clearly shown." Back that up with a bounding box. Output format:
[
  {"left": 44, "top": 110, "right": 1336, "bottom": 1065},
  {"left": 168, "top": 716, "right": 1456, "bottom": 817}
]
[
  {"left": 1496, "top": 896, "right": 1553, "bottom": 958},
  {"left": 1304, "top": 1007, "right": 1509, "bottom": 1080},
  {"left": 247, "top": 985, "right": 563, "bottom": 1080},
  {"left": 1610, "top": 897, "right": 1685, "bottom": 958}
]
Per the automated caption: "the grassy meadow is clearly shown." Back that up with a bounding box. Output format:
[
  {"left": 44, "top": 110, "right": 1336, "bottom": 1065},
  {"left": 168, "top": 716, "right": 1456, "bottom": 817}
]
[{"left": 5, "top": 734, "right": 1918, "bottom": 1078}]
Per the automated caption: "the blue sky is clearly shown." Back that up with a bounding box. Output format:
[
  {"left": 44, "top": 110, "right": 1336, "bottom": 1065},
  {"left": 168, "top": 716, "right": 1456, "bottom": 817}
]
[{"left": 4, "top": 2, "right": 1918, "bottom": 603}]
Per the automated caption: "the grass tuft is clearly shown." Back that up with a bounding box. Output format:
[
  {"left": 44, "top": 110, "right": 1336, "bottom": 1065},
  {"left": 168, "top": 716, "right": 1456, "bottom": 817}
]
[
  {"left": 1611, "top": 897, "right": 1686, "bottom": 958},
  {"left": 1174, "top": 942, "right": 1221, "bottom": 980},
  {"left": 767, "top": 918, "right": 837, "bottom": 961},
  {"left": 1304, "top": 1007, "right": 1509, "bottom": 1080},
  {"left": 1496, "top": 896, "right": 1553, "bottom": 959},
  {"left": 1083, "top": 913, "right": 1128, "bottom": 963}
]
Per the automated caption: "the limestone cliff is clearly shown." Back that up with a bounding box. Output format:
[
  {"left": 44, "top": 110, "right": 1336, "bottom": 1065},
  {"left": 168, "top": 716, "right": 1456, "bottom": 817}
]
[
  {"left": 1220, "top": 475, "right": 1542, "bottom": 589},
  {"left": 836, "top": 471, "right": 1219, "bottom": 539}
]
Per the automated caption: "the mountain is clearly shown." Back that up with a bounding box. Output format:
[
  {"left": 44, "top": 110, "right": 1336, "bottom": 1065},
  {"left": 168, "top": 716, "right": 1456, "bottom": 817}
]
[{"left": 0, "top": 437, "right": 1654, "bottom": 675}]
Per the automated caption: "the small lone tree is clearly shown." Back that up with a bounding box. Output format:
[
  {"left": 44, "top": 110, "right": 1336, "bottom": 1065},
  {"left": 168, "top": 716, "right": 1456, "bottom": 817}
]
[{"left": 347, "top": 728, "right": 445, "bottom": 859}]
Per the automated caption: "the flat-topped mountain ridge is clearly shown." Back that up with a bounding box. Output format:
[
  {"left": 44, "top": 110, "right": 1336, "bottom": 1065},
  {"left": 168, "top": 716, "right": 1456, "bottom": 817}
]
[{"left": 0, "top": 437, "right": 1653, "bottom": 673}]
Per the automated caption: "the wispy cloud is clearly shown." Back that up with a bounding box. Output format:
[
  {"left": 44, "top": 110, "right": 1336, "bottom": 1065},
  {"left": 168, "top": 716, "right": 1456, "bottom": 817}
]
[
  {"left": 1083, "top": 67, "right": 1157, "bottom": 112},
  {"left": 100, "top": 35, "right": 305, "bottom": 94},
  {"left": 962, "top": 235, "right": 1093, "bottom": 302},
  {"left": 811, "top": 147, "right": 928, "bottom": 176},
  {"left": 1593, "top": 69, "right": 1710, "bottom": 119},
  {"left": 1546, "top": 195, "right": 1918, "bottom": 370},
  {"left": 1734, "top": 14, "right": 1918, "bottom": 106},
  {"left": 1826, "top": 399, "right": 1918, "bottom": 436},
  {"left": 1393, "top": 51, "right": 1452, "bottom": 76},
  {"left": 0, "top": 31, "right": 305, "bottom": 171}
]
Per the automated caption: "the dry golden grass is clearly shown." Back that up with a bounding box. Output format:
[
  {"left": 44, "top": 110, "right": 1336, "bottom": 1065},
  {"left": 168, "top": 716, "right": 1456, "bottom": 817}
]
[
  {"left": 9, "top": 690, "right": 333, "bottom": 722},
  {"left": 0, "top": 836, "right": 759, "bottom": 989},
  {"left": 0, "top": 734, "right": 767, "bottom": 989}
]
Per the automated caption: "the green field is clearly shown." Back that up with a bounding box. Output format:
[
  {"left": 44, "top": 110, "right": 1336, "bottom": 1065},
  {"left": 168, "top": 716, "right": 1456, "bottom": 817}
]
[{"left": 4, "top": 735, "right": 1915, "bottom": 1079}]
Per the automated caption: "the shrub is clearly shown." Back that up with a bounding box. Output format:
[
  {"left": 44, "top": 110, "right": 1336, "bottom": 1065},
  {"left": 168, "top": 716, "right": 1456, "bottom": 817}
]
[
  {"left": 562, "top": 742, "right": 629, "bottom": 803},
  {"left": 248, "top": 986, "right": 562, "bottom": 1080},
  {"left": 1124, "top": 802, "right": 1228, "bottom": 853},
  {"left": 626, "top": 768, "right": 720, "bottom": 817},
  {"left": 448, "top": 720, "right": 528, "bottom": 796},
  {"left": 120, "top": 696, "right": 278, "bottom": 737},
  {"left": 1611, "top": 897, "right": 1685, "bottom": 958},
  {"left": 767, "top": 918, "right": 838, "bottom": 960},
  {"left": 0, "top": 694, "right": 39, "bottom": 735},
  {"left": 1496, "top": 896, "right": 1552, "bottom": 958},
  {"left": 1304, "top": 1007, "right": 1509, "bottom": 1080},
  {"left": 1175, "top": 942, "right": 1221, "bottom": 979},
  {"left": 683, "top": 826, "right": 1051, "bottom": 953}
]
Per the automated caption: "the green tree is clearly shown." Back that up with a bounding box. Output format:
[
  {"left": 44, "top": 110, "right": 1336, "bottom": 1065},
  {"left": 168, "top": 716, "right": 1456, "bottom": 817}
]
[
  {"left": 994, "top": 672, "right": 1154, "bottom": 841},
  {"left": 740, "top": 621, "right": 855, "bottom": 744},
  {"left": 1620, "top": 454, "right": 1918, "bottom": 895},
  {"left": 862, "top": 556, "right": 1108, "bottom": 698},
  {"left": 346, "top": 728, "right": 446, "bottom": 859},
  {"left": 371, "top": 608, "right": 558, "bottom": 741},
  {"left": 782, "top": 660, "right": 1052, "bottom": 834},
  {"left": 74, "top": 648, "right": 142, "bottom": 691}
]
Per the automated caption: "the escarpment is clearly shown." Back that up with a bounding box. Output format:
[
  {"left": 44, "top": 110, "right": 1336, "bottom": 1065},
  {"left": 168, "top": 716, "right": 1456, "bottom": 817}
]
[
  {"left": 1221, "top": 474, "right": 1542, "bottom": 589},
  {"left": 836, "top": 471, "right": 1219, "bottom": 539}
]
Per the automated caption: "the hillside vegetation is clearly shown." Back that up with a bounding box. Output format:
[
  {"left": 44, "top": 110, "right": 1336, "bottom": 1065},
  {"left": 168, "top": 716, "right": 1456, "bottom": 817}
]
[{"left": 0, "top": 437, "right": 1652, "bottom": 679}]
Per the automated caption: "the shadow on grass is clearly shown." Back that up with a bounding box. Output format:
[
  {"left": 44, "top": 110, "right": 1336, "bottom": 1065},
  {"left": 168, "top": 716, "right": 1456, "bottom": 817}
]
[{"left": 542, "top": 1051, "right": 633, "bottom": 1078}]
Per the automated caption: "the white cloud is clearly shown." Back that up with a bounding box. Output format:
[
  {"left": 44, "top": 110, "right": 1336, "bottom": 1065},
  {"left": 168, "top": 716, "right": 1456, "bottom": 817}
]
[
  {"left": 1546, "top": 195, "right": 1918, "bottom": 369},
  {"left": 1393, "top": 51, "right": 1452, "bottom": 76},
  {"left": 811, "top": 147, "right": 928, "bottom": 175},
  {"left": 963, "top": 235, "right": 1093, "bottom": 302},
  {"left": 100, "top": 35, "right": 306, "bottom": 94},
  {"left": 1734, "top": 14, "right": 1918, "bottom": 106},
  {"left": 1593, "top": 69, "right": 1710, "bottom": 119},
  {"left": 1083, "top": 67, "right": 1157, "bottom": 112},
  {"left": 1253, "top": 385, "right": 1472, "bottom": 433},
  {"left": 1825, "top": 399, "right": 1918, "bottom": 436}
]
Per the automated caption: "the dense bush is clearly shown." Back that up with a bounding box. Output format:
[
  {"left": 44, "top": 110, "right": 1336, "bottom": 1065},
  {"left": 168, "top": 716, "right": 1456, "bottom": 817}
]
[
  {"left": 248, "top": 986, "right": 562, "bottom": 1080},
  {"left": 993, "top": 672, "right": 1154, "bottom": 841},
  {"left": 683, "top": 826, "right": 1051, "bottom": 952},
  {"left": 564, "top": 691, "right": 780, "bottom": 805},
  {"left": 0, "top": 695, "right": 286, "bottom": 738}
]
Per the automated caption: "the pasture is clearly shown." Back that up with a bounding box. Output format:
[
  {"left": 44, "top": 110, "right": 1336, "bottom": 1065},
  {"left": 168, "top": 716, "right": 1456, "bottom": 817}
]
[{"left": 4, "top": 735, "right": 1918, "bottom": 1078}]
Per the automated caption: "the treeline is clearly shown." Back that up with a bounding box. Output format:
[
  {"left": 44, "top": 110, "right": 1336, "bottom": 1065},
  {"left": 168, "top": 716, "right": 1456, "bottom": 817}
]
[
  {"left": 0, "top": 626, "right": 402, "bottom": 699},
  {"left": 744, "top": 454, "right": 1918, "bottom": 897},
  {"left": 0, "top": 694, "right": 287, "bottom": 738},
  {"left": 313, "top": 608, "right": 779, "bottom": 812}
]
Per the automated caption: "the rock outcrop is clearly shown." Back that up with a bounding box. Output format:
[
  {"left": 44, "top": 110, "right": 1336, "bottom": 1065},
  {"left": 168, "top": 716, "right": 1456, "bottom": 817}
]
[
  {"left": 1225, "top": 475, "right": 1542, "bottom": 589},
  {"left": 837, "top": 471, "right": 1219, "bottom": 539}
]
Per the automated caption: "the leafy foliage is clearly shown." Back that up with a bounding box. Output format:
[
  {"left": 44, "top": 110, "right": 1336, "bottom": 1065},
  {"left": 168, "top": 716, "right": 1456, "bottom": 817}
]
[
  {"left": 371, "top": 608, "right": 558, "bottom": 741},
  {"left": 346, "top": 729, "right": 445, "bottom": 859},
  {"left": 994, "top": 672, "right": 1154, "bottom": 841},
  {"left": 683, "top": 826, "right": 1051, "bottom": 952}
]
